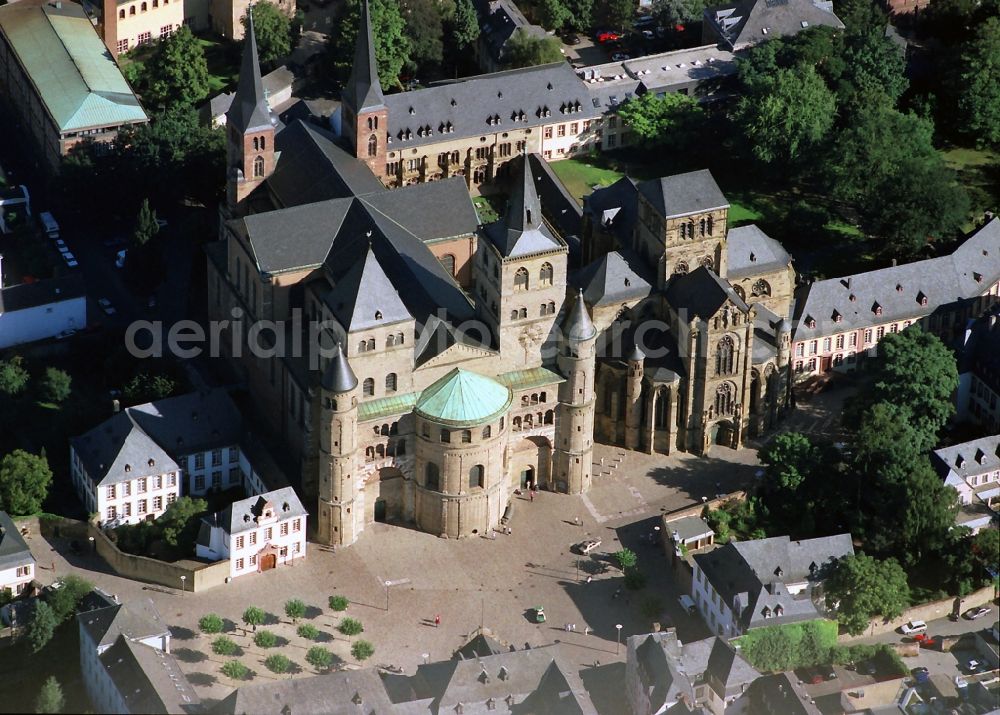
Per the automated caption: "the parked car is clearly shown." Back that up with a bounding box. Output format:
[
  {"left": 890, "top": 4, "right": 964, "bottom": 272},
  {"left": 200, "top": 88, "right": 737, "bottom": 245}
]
[
  {"left": 678, "top": 594, "right": 697, "bottom": 614},
  {"left": 573, "top": 538, "right": 602, "bottom": 555},
  {"left": 911, "top": 666, "right": 929, "bottom": 684},
  {"left": 964, "top": 605, "right": 991, "bottom": 620},
  {"left": 611, "top": 52, "right": 631, "bottom": 61},
  {"left": 97, "top": 298, "right": 116, "bottom": 315},
  {"left": 62, "top": 251, "right": 78, "bottom": 268},
  {"left": 965, "top": 659, "right": 982, "bottom": 674},
  {"left": 596, "top": 30, "right": 622, "bottom": 42},
  {"left": 900, "top": 620, "right": 927, "bottom": 635},
  {"left": 564, "top": 33, "right": 581, "bottom": 45},
  {"left": 641, "top": 29, "right": 654, "bottom": 39},
  {"left": 115, "top": 249, "right": 127, "bottom": 268}
]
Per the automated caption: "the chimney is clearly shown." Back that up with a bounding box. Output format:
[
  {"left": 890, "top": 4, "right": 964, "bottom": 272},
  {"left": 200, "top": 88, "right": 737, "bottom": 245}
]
[
  {"left": 112, "top": 398, "right": 120, "bottom": 413},
  {"left": 891, "top": 258, "right": 897, "bottom": 267},
  {"left": 99, "top": 0, "right": 118, "bottom": 56}
]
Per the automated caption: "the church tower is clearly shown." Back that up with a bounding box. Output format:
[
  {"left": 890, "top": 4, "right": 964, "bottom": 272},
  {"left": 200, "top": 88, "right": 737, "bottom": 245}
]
[
  {"left": 342, "top": 0, "right": 387, "bottom": 176},
  {"left": 625, "top": 343, "right": 644, "bottom": 450},
  {"left": 225, "top": 13, "right": 275, "bottom": 215},
  {"left": 317, "top": 344, "right": 360, "bottom": 546},
  {"left": 554, "top": 290, "right": 597, "bottom": 494}
]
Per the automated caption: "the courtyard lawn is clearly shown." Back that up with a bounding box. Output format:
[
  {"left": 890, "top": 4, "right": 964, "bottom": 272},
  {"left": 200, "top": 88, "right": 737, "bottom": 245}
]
[
  {"left": 549, "top": 158, "right": 626, "bottom": 204},
  {"left": 940, "top": 145, "right": 1000, "bottom": 232},
  {"left": 727, "top": 201, "right": 763, "bottom": 225},
  {"left": 199, "top": 37, "right": 241, "bottom": 94}
]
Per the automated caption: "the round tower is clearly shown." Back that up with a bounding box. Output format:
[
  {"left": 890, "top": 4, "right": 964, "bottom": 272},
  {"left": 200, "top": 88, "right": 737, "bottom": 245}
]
[
  {"left": 318, "top": 344, "right": 360, "bottom": 546},
  {"left": 625, "top": 342, "right": 645, "bottom": 450},
  {"left": 554, "top": 290, "right": 598, "bottom": 494}
]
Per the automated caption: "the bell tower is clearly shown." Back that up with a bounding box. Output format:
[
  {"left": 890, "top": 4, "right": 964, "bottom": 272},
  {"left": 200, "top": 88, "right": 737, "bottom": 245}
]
[
  {"left": 342, "top": 0, "right": 388, "bottom": 177},
  {"left": 554, "top": 290, "right": 598, "bottom": 494},
  {"left": 317, "top": 344, "right": 360, "bottom": 546},
  {"left": 225, "top": 13, "right": 275, "bottom": 215}
]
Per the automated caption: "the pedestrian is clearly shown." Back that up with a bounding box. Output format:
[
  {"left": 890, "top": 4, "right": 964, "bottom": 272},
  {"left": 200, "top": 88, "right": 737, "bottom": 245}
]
[
  {"left": 529, "top": 491, "right": 534, "bottom": 502},
  {"left": 586, "top": 575, "right": 593, "bottom": 584},
  {"left": 565, "top": 623, "right": 571, "bottom": 632},
  {"left": 506, "top": 526, "right": 512, "bottom": 535},
  {"left": 570, "top": 623, "right": 576, "bottom": 632},
  {"left": 434, "top": 614, "right": 441, "bottom": 628},
  {"left": 585, "top": 626, "right": 592, "bottom": 635},
  {"left": 574, "top": 516, "right": 582, "bottom": 526},
  {"left": 490, "top": 528, "right": 496, "bottom": 540}
]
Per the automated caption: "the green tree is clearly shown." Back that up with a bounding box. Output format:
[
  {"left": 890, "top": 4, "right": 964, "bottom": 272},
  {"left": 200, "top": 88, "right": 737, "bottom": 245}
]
[
  {"left": 157, "top": 496, "right": 208, "bottom": 552},
  {"left": 616, "top": 92, "right": 704, "bottom": 149},
  {"left": 449, "top": 0, "right": 480, "bottom": 49},
  {"left": 141, "top": 26, "right": 211, "bottom": 108},
  {"left": 565, "top": 0, "right": 595, "bottom": 29},
  {"left": 504, "top": 29, "right": 563, "bottom": 68},
  {"left": 955, "top": 17, "right": 1000, "bottom": 146},
  {"left": 403, "top": 0, "right": 444, "bottom": 68},
  {"left": 825, "top": 554, "right": 910, "bottom": 635},
  {"left": 34, "top": 676, "right": 64, "bottom": 714},
  {"left": 132, "top": 198, "right": 160, "bottom": 249},
  {"left": 221, "top": 660, "right": 249, "bottom": 680},
  {"left": 351, "top": 639, "right": 375, "bottom": 661},
  {"left": 338, "top": 617, "right": 364, "bottom": 636},
  {"left": 242, "top": 2, "right": 291, "bottom": 65},
  {"left": 40, "top": 368, "right": 72, "bottom": 404},
  {"left": 760, "top": 433, "right": 821, "bottom": 492},
  {"left": 0, "top": 450, "right": 52, "bottom": 516},
  {"left": 243, "top": 606, "right": 266, "bottom": 632},
  {"left": 598, "top": 0, "right": 635, "bottom": 29},
  {"left": 834, "top": 0, "right": 888, "bottom": 35},
  {"left": 297, "top": 623, "right": 320, "bottom": 640},
  {"left": 0, "top": 357, "right": 29, "bottom": 396},
  {"left": 732, "top": 65, "right": 836, "bottom": 164},
  {"left": 653, "top": 0, "right": 709, "bottom": 25},
  {"left": 46, "top": 575, "right": 93, "bottom": 623},
  {"left": 971, "top": 528, "right": 1000, "bottom": 576},
  {"left": 199, "top": 613, "right": 225, "bottom": 633},
  {"left": 329, "top": 595, "right": 350, "bottom": 611},
  {"left": 28, "top": 601, "right": 57, "bottom": 654},
  {"left": 327, "top": 0, "right": 410, "bottom": 90},
  {"left": 840, "top": 32, "right": 908, "bottom": 103},
  {"left": 254, "top": 629, "right": 278, "bottom": 648},
  {"left": 614, "top": 548, "right": 638, "bottom": 571},
  {"left": 738, "top": 625, "right": 798, "bottom": 671},
  {"left": 538, "top": 0, "right": 573, "bottom": 30},
  {"left": 123, "top": 372, "right": 178, "bottom": 406},
  {"left": 284, "top": 599, "right": 307, "bottom": 623},
  {"left": 265, "top": 653, "right": 292, "bottom": 673},
  {"left": 306, "top": 645, "right": 336, "bottom": 671},
  {"left": 212, "top": 636, "right": 240, "bottom": 655}
]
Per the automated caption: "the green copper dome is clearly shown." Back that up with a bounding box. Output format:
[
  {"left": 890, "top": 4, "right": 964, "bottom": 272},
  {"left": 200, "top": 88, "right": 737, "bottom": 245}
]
[{"left": 415, "top": 369, "right": 513, "bottom": 428}]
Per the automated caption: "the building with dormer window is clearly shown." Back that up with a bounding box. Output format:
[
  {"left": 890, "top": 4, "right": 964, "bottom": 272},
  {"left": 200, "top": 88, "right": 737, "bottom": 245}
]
[{"left": 932, "top": 435, "right": 1000, "bottom": 534}]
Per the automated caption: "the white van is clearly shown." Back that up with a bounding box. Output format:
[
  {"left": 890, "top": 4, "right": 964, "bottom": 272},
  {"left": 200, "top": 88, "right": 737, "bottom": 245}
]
[{"left": 39, "top": 211, "right": 59, "bottom": 238}]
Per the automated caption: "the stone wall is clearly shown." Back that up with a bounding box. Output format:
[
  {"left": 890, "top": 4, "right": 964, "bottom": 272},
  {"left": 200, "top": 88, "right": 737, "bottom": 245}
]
[{"left": 839, "top": 584, "right": 997, "bottom": 641}]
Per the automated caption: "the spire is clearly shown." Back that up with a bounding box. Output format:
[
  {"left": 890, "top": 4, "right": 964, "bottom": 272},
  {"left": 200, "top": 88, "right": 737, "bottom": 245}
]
[
  {"left": 227, "top": 9, "right": 271, "bottom": 133},
  {"left": 507, "top": 154, "right": 543, "bottom": 235},
  {"left": 628, "top": 342, "right": 645, "bottom": 363},
  {"left": 322, "top": 343, "right": 358, "bottom": 393},
  {"left": 564, "top": 289, "right": 597, "bottom": 343},
  {"left": 344, "top": 0, "right": 385, "bottom": 113},
  {"left": 487, "top": 154, "right": 561, "bottom": 258}
]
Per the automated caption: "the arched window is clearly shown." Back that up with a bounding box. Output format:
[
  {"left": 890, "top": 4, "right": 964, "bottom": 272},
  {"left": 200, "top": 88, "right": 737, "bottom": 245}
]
[
  {"left": 253, "top": 137, "right": 259, "bottom": 151},
  {"left": 387, "top": 334, "right": 395, "bottom": 347},
  {"left": 358, "top": 340, "right": 368, "bottom": 353},
  {"left": 385, "top": 373, "right": 397, "bottom": 393},
  {"left": 482, "top": 425, "right": 492, "bottom": 439},
  {"left": 733, "top": 284, "right": 746, "bottom": 301},
  {"left": 396, "top": 332, "right": 405, "bottom": 345},
  {"left": 752, "top": 279, "right": 771, "bottom": 297},
  {"left": 367, "top": 116, "right": 376, "bottom": 131},
  {"left": 425, "top": 463, "right": 440, "bottom": 491},
  {"left": 140, "top": 1, "right": 147, "bottom": 10},
  {"left": 376, "top": 444, "right": 385, "bottom": 458},
  {"left": 368, "top": 134, "right": 378, "bottom": 157},
  {"left": 440, "top": 429, "right": 451, "bottom": 443},
  {"left": 510, "top": 309, "right": 519, "bottom": 321},
  {"left": 539, "top": 391, "right": 547, "bottom": 402},
  {"left": 365, "top": 446, "right": 375, "bottom": 461},
  {"left": 679, "top": 223, "right": 687, "bottom": 239},
  {"left": 512, "top": 416, "right": 522, "bottom": 431},
  {"left": 440, "top": 254, "right": 456, "bottom": 276},
  {"left": 715, "top": 382, "right": 735, "bottom": 416},
  {"left": 539, "top": 262, "right": 553, "bottom": 286},
  {"left": 367, "top": 338, "right": 375, "bottom": 351},
  {"left": 469, "top": 464, "right": 485, "bottom": 489},
  {"left": 673, "top": 261, "right": 689, "bottom": 276},
  {"left": 129, "top": 6, "right": 135, "bottom": 14},
  {"left": 380, "top": 423, "right": 389, "bottom": 436},
  {"left": 253, "top": 155, "right": 265, "bottom": 178},
  {"left": 363, "top": 378, "right": 375, "bottom": 397},
  {"left": 700, "top": 217, "right": 706, "bottom": 236},
  {"left": 119, "top": 8, "right": 125, "bottom": 17},
  {"left": 514, "top": 267, "right": 529, "bottom": 291},
  {"left": 544, "top": 410, "right": 554, "bottom": 424},
  {"left": 655, "top": 387, "right": 669, "bottom": 429},
  {"left": 530, "top": 393, "right": 538, "bottom": 405},
  {"left": 707, "top": 216, "right": 714, "bottom": 235},
  {"left": 524, "top": 413, "right": 534, "bottom": 428},
  {"left": 716, "top": 336, "right": 735, "bottom": 375},
  {"left": 461, "top": 430, "right": 472, "bottom": 443},
  {"left": 260, "top": 137, "right": 266, "bottom": 150},
  {"left": 519, "top": 307, "right": 527, "bottom": 319}
]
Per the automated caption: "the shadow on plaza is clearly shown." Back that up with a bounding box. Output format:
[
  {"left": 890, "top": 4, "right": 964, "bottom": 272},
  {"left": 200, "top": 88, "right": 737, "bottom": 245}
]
[{"left": 643, "top": 451, "right": 756, "bottom": 504}]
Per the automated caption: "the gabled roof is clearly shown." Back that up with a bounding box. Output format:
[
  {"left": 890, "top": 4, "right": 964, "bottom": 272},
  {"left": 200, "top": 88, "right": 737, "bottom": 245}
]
[
  {"left": 577, "top": 251, "right": 651, "bottom": 306},
  {"left": 0, "top": 0, "right": 147, "bottom": 132},
  {"left": 342, "top": 0, "right": 385, "bottom": 114},
  {"left": 933, "top": 435, "right": 1000, "bottom": 481},
  {"left": 324, "top": 246, "right": 412, "bottom": 331},
  {"left": 637, "top": 169, "right": 728, "bottom": 219},
  {"left": 212, "top": 486, "right": 307, "bottom": 536},
  {"left": 484, "top": 155, "right": 565, "bottom": 258},
  {"left": 99, "top": 636, "right": 199, "bottom": 714},
  {"left": 705, "top": 0, "right": 844, "bottom": 50},
  {"left": 666, "top": 266, "right": 750, "bottom": 321},
  {"left": 415, "top": 368, "right": 513, "bottom": 428},
  {"left": 78, "top": 598, "right": 169, "bottom": 651},
  {"left": 0, "top": 511, "right": 34, "bottom": 572},
  {"left": 226, "top": 14, "right": 271, "bottom": 134},
  {"left": 727, "top": 224, "right": 792, "bottom": 279},
  {"left": 217, "top": 669, "right": 394, "bottom": 715}
]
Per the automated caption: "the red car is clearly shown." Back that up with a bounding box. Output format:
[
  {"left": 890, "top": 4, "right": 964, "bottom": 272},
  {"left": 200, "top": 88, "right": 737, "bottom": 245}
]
[{"left": 596, "top": 31, "right": 622, "bottom": 43}]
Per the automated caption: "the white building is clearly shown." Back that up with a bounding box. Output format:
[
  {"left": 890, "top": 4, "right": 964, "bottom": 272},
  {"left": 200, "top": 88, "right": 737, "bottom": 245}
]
[
  {"left": 0, "top": 268, "right": 86, "bottom": 350},
  {"left": 0, "top": 511, "right": 34, "bottom": 597},
  {"left": 70, "top": 390, "right": 248, "bottom": 526},
  {"left": 932, "top": 435, "right": 1000, "bottom": 533},
  {"left": 196, "top": 486, "right": 307, "bottom": 579},
  {"left": 691, "top": 534, "right": 853, "bottom": 637}
]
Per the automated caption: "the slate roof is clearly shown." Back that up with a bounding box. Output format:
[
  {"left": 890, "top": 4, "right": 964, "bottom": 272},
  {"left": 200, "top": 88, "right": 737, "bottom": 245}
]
[
  {"left": 383, "top": 63, "right": 599, "bottom": 151},
  {"left": 342, "top": 0, "right": 385, "bottom": 113},
  {"left": 629, "top": 631, "right": 693, "bottom": 710},
  {"left": 793, "top": 218, "right": 1000, "bottom": 342},
  {"left": 324, "top": 247, "right": 412, "bottom": 331},
  {"left": 484, "top": 155, "right": 565, "bottom": 258},
  {"left": 217, "top": 669, "right": 394, "bottom": 714},
  {"left": 527, "top": 152, "right": 583, "bottom": 242},
  {"left": 0, "top": 272, "right": 86, "bottom": 313},
  {"left": 576, "top": 251, "right": 652, "bottom": 307},
  {"left": 727, "top": 225, "right": 792, "bottom": 279},
  {"left": 704, "top": 0, "right": 844, "bottom": 51},
  {"left": 933, "top": 435, "right": 1000, "bottom": 480},
  {"left": 0, "top": 511, "right": 34, "bottom": 572},
  {"left": 414, "top": 313, "right": 498, "bottom": 367},
  {"left": 414, "top": 369, "right": 513, "bottom": 427},
  {"left": 212, "top": 487, "right": 307, "bottom": 537},
  {"left": 693, "top": 534, "right": 853, "bottom": 630},
  {"left": 666, "top": 266, "right": 750, "bottom": 322},
  {"left": 0, "top": 0, "right": 147, "bottom": 132},
  {"left": 99, "top": 636, "right": 200, "bottom": 714},
  {"left": 360, "top": 178, "right": 479, "bottom": 243},
  {"left": 71, "top": 389, "right": 241, "bottom": 487},
  {"left": 226, "top": 15, "right": 271, "bottom": 134},
  {"left": 637, "top": 169, "right": 729, "bottom": 220},
  {"left": 584, "top": 177, "right": 640, "bottom": 247},
  {"left": 563, "top": 289, "right": 598, "bottom": 343},
  {"left": 78, "top": 598, "right": 169, "bottom": 651},
  {"left": 322, "top": 343, "right": 358, "bottom": 393}
]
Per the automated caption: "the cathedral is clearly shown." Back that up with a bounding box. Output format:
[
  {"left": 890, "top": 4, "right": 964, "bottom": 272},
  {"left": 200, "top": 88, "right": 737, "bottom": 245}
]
[{"left": 206, "top": 5, "right": 795, "bottom": 546}]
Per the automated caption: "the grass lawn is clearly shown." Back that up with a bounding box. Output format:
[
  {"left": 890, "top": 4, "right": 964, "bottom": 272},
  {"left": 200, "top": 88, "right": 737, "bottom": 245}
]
[
  {"left": 549, "top": 157, "right": 626, "bottom": 204},
  {"left": 940, "top": 145, "right": 1000, "bottom": 232},
  {"left": 727, "top": 201, "right": 763, "bottom": 225},
  {"left": 199, "top": 37, "right": 240, "bottom": 94},
  {"left": 472, "top": 196, "right": 500, "bottom": 224}
]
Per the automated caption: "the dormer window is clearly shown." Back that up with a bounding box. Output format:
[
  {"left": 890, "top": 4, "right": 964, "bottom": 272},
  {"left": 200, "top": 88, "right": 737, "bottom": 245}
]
[
  {"left": 956, "top": 455, "right": 966, "bottom": 468},
  {"left": 849, "top": 293, "right": 856, "bottom": 302},
  {"left": 148, "top": 458, "right": 155, "bottom": 466},
  {"left": 450, "top": 98, "right": 457, "bottom": 106},
  {"left": 806, "top": 316, "right": 816, "bottom": 329},
  {"left": 408, "top": 107, "right": 415, "bottom": 115},
  {"left": 774, "top": 604, "right": 784, "bottom": 616},
  {"left": 832, "top": 310, "right": 842, "bottom": 323},
  {"left": 125, "top": 464, "right": 131, "bottom": 472},
  {"left": 872, "top": 302, "right": 882, "bottom": 316},
  {"left": 974, "top": 272, "right": 983, "bottom": 283},
  {"left": 375, "top": 310, "right": 382, "bottom": 320},
  {"left": 917, "top": 291, "right": 928, "bottom": 306},
  {"left": 976, "top": 448, "right": 986, "bottom": 464}
]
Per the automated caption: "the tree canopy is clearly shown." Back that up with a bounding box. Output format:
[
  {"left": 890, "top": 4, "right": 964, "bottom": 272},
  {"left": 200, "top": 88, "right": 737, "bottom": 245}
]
[
  {"left": 0, "top": 450, "right": 52, "bottom": 516},
  {"left": 28, "top": 601, "right": 57, "bottom": 654},
  {"left": 449, "top": 0, "right": 480, "bottom": 49},
  {"left": 35, "top": 676, "right": 64, "bottom": 715},
  {"left": 40, "top": 368, "right": 72, "bottom": 404},
  {"left": 825, "top": 554, "right": 910, "bottom": 635},
  {"left": 505, "top": 29, "right": 564, "bottom": 68},
  {"left": 955, "top": 17, "right": 1000, "bottom": 147},
  {"left": 243, "top": 2, "right": 292, "bottom": 65},
  {"left": 327, "top": 0, "right": 410, "bottom": 90},
  {"left": 140, "top": 26, "right": 211, "bottom": 108},
  {"left": 403, "top": 0, "right": 445, "bottom": 69},
  {"left": 616, "top": 92, "right": 704, "bottom": 149},
  {"left": 0, "top": 357, "right": 29, "bottom": 397}
]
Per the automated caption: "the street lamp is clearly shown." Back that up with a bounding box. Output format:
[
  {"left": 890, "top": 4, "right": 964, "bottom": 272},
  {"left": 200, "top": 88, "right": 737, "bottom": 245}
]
[
  {"left": 615, "top": 624, "right": 623, "bottom": 655},
  {"left": 180, "top": 575, "right": 186, "bottom": 594},
  {"left": 88, "top": 536, "right": 95, "bottom": 552}
]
